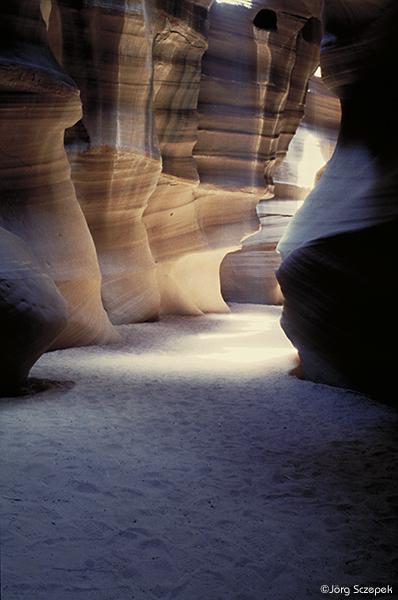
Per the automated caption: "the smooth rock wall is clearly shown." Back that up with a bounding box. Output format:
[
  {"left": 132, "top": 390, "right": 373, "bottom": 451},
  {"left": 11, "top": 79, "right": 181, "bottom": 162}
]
[
  {"left": 52, "top": 0, "right": 221, "bottom": 321},
  {"left": 276, "top": 0, "right": 398, "bottom": 401},
  {"left": 143, "top": 0, "right": 221, "bottom": 316},
  {"left": 0, "top": 0, "right": 119, "bottom": 368},
  {"left": 207, "top": 0, "right": 325, "bottom": 304},
  {"left": 52, "top": 0, "right": 325, "bottom": 321},
  {"left": 221, "top": 72, "right": 341, "bottom": 305},
  {"left": 51, "top": 0, "right": 163, "bottom": 324}
]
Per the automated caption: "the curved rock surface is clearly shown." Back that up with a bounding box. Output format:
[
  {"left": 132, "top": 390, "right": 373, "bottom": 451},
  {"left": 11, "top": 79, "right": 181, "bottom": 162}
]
[
  {"left": 1, "top": 0, "right": 335, "bottom": 391},
  {"left": 196, "top": 1, "right": 323, "bottom": 192},
  {"left": 277, "top": 0, "right": 398, "bottom": 400},
  {"left": 0, "top": 227, "right": 67, "bottom": 395},
  {"left": 52, "top": 0, "right": 219, "bottom": 321},
  {"left": 51, "top": 0, "right": 324, "bottom": 320},
  {"left": 51, "top": 0, "right": 163, "bottom": 324},
  {"left": 203, "top": 0, "right": 325, "bottom": 304},
  {"left": 221, "top": 71, "right": 341, "bottom": 304},
  {"left": 0, "top": 1, "right": 119, "bottom": 387},
  {"left": 143, "top": 0, "right": 218, "bottom": 316}
]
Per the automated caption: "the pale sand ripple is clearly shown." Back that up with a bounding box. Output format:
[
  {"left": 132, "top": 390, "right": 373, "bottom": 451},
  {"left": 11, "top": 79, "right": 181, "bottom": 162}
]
[{"left": 1, "top": 304, "right": 397, "bottom": 600}]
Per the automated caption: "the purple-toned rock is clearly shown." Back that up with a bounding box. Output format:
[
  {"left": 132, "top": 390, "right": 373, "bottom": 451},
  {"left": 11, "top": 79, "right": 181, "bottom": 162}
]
[
  {"left": 0, "top": 228, "right": 67, "bottom": 395},
  {"left": 277, "top": 0, "right": 398, "bottom": 401}
]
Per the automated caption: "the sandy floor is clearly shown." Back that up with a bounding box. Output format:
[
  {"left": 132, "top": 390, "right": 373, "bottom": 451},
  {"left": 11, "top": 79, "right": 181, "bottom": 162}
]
[{"left": 1, "top": 304, "right": 397, "bottom": 600}]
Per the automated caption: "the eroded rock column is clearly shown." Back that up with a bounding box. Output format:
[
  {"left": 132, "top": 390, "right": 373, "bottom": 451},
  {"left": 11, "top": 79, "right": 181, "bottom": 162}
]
[
  {"left": 197, "top": 0, "right": 322, "bottom": 306},
  {"left": 0, "top": 228, "right": 67, "bottom": 394},
  {"left": 0, "top": 0, "right": 118, "bottom": 369},
  {"left": 143, "top": 0, "right": 217, "bottom": 315},
  {"left": 51, "top": 0, "right": 163, "bottom": 324},
  {"left": 276, "top": 0, "right": 398, "bottom": 400}
]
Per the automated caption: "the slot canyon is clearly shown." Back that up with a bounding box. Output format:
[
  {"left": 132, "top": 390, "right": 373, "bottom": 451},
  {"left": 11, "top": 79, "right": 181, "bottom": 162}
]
[
  {"left": 2, "top": 0, "right": 395, "bottom": 401},
  {"left": 1, "top": 3, "right": 398, "bottom": 599}
]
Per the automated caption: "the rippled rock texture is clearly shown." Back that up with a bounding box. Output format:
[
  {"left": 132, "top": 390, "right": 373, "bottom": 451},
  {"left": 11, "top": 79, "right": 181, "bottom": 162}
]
[
  {"left": 52, "top": 0, "right": 163, "bottom": 323},
  {"left": 277, "top": 0, "right": 398, "bottom": 401},
  {"left": 221, "top": 71, "right": 341, "bottom": 304},
  {"left": 51, "top": 0, "right": 215, "bottom": 322},
  {"left": 213, "top": 0, "right": 326, "bottom": 304},
  {"left": 1, "top": 0, "right": 326, "bottom": 391},
  {"left": 0, "top": 0, "right": 120, "bottom": 391},
  {"left": 49, "top": 0, "right": 324, "bottom": 322}
]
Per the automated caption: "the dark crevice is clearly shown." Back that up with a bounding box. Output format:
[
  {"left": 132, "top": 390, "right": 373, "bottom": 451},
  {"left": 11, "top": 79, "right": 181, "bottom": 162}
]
[
  {"left": 0, "top": 378, "right": 75, "bottom": 399},
  {"left": 253, "top": 9, "right": 277, "bottom": 31},
  {"left": 300, "top": 17, "right": 323, "bottom": 45}
]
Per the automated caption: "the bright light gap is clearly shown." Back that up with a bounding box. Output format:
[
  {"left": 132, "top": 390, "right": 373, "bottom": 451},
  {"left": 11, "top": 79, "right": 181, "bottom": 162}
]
[{"left": 216, "top": 0, "right": 253, "bottom": 8}]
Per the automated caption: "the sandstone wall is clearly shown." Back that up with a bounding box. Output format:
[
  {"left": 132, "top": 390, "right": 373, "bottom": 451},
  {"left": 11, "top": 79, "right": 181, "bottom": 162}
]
[
  {"left": 143, "top": 0, "right": 219, "bottom": 316},
  {"left": 221, "top": 71, "right": 341, "bottom": 305},
  {"left": 50, "top": 0, "right": 163, "bottom": 324},
  {"left": 50, "top": 0, "right": 324, "bottom": 322},
  {"left": 276, "top": 0, "right": 398, "bottom": 401},
  {"left": 1, "top": 0, "right": 324, "bottom": 391},
  {"left": 0, "top": 0, "right": 120, "bottom": 392},
  {"left": 206, "top": 0, "right": 327, "bottom": 304}
]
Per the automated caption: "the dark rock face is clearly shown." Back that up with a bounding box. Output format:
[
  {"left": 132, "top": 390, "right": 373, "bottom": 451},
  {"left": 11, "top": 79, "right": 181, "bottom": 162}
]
[
  {"left": 277, "top": 0, "right": 398, "bottom": 401},
  {"left": 277, "top": 219, "right": 398, "bottom": 400},
  {"left": 0, "top": 228, "right": 68, "bottom": 395}
]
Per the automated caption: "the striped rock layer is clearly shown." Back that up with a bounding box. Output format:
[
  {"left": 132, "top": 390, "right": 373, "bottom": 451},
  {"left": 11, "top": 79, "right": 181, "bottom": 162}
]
[{"left": 1, "top": 0, "right": 323, "bottom": 390}]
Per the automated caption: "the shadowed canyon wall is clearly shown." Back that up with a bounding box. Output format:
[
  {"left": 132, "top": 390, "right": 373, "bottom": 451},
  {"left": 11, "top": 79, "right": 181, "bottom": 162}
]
[
  {"left": 0, "top": 0, "right": 120, "bottom": 392},
  {"left": 277, "top": 0, "right": 398, "bottom": 401}
]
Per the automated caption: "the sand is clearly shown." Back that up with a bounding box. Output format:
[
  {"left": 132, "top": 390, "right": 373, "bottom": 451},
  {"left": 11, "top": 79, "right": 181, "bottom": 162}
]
[{"left": 1, "top": 304, "right": 397, "bottom": 600}]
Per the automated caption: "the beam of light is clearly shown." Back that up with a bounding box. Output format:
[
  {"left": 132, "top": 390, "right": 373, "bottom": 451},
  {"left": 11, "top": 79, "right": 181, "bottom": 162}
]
[
  {"left": 195, "top": 311, "right": 295, "bottom": 364},
  {"left": 195, "top": 346, "right": 295, "bottom": 363},
  {"left": 35, "top": 307, "right": 297, "bottom": 381},
  {"left": 198, "top": 312, "right": 275, "bottom": 340},
  {"left": 296, "top": 131, "right": 326, "bottom": 189},
  {"left": 314, "top": 66, "right": 322, "bottom": 77},
  {"left": 72, "top": 343, "right": 296, "bottom": 376},
  {"left": 216, "top": 0, "right": 253, "bottom": 7}
]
